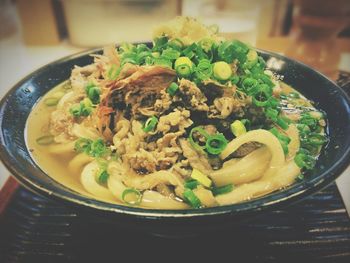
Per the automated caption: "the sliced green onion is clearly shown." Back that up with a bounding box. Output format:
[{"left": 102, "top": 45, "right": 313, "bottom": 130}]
[
  {"left": 205, "top": 133, "right": 228, "bottom": 155},
  {"left": 195, "top": 45, "right": 209, "bottom": 61},
  {"left": 176, "top": 64, "right": 192, "bottom": 77},
  {"left": 69, "top": 104, "right": 82, "bottom": 117},
  {"left": 183, "top": 188, "right": 201, "bottom": 208},
  {"left": 80, "top": 98, "right": 93, "bottom": 117},
  {"left": 252, "top": 84, "right": 272, "bottom": 107},
  {"left": 276, "top": 117, "right": 289, "bottom": 130},
  {"left": 152, "top": 51, "right": 160, "bottom": 58},
  {"left": 97, "top": 170, "right": 109, "bottom": 184},
  {"left": 182, "top": 43, "right": 197, "bottom": 59},
  {"left": 265, "top": 108, "right": 279, "bottom": 121},
  {"left": 154, "top": 57, "right": 172, "bottom": 68},
  {"left": 211, "top": 184, "right": 234, "bottom": 196},
  {"left": 189, "top": 127, "right": 209, "bottom": 153},
  {"left": 299, "top": 113, "right": 318, "bottom": 130},
  {"left": 252, "top": 96, "right": 269, "bottom": 107},
  {"left": 168, "top": 38, "right": 184, "bottom": 50},
  {"left": 269, "top": 127, "right": 291, "bottom": 144},
  {"left": 167, "top": 82, "right": 179, "bottom": 96},
  {"left": 213, "top": 61, "right": 232, "bottom": 81},
  {"left": 184, "top": 179, "right": 199, "bottom": 190},
  {"left": 230, "top": 120, "right": 247, "bottom": 137},
  {"left": 241, "top": 77, "right": 258, "bottom": 93},
  {"left": 230, "top": 75, "right": 240, "bottom": 84},
  {"left": 269, "top": 127, "right": 290, "bottom": 155},
  {"left": 136, "top": 43, "right": 149, "bottom": 51},
  {"left": 241, "top": 119, "right": 251, "bottom": 129},
  {"left": 137, "top": 51, "right": 152, "bottom": 63},
  {"left": 36, "top": 135, "right": 54, "bottom": 145},
  {"left": 256, "top": 73, "right": 274, "bottom": 88},
  {"left": 87, "top": 86, "right": 101, "bottom": 104},
  {"left": 267, "top": 97, "right": 280, "bottom": 108},
  {"left": 162, "top": 48, "right": 180, "bottom": 60},
  {"left": 294, "top": 152, "right": 316, "bottom": 170},
  {"left": 145, "top": 56, "right": 154, "bottom": 65},
  {"left": 244, "top": 50, "right": 258, "bottom": 68},
  {"left": 175, "top": 56, "right": 193, "bottom": 69},
  {"left": 122, "top": 188, "right": 142, "bottom": 206},
  {"left": 231, "top": 40, "right": 250, "bottom": 63},
  {"left": 190, "top": 169, "right": 212, "bottom": 188},
  {"left": 217, "top": 41, "right": 235, "bottom": 63},
  {"left": 44, "top": 98, "right": 59, "bottom": 107},
  {"left": 143, "top": 116, "right": 158, "bottom": 132},
  {"left": 297, "top": 124, "right": 311, "bottom": 135},
  {"left": 90, "top": 138, "right": 109, "bottom": 157},
  {"left": 74, "top": 138, "right": 92, "bottom": 153},
  {"left": 306, "top": 133, "right": 327, "bottom": 146},
  {"left": 152, "top": 36, "right": 168, "bottom": 51},
  {"left": 195, "top": 59, "right": 213, "bottom": 80}
]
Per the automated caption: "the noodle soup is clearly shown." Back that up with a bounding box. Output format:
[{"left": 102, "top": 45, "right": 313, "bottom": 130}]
[{"left": 26, "top": 17, "right": 327, "bottom": 209}]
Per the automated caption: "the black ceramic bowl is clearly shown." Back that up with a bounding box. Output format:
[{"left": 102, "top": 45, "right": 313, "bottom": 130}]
[{"left": 0, "top": 47, "right": 350, "bottom": 236}]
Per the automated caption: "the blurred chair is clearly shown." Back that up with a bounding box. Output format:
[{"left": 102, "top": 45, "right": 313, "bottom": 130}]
[{"left": 285, "top": 0, "right": 350, "bottom": 79}]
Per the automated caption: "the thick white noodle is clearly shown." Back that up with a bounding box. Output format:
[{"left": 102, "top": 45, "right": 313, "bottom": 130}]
[
  {"left": 68, "top": 153, "right": 94, "bottom": 175},
  {"left": 106, "top": 161, "right": 187, "bottom": 208},
  {"left": 56, "top": 91, "right": 74, "bottom": 109},
  {"left": 71, "top": 123, "right": 100, "bottom": 140},
  {"left": 107, "top": 174, "right": 127, "bottom": 202},
  {"left": 141, "top": 191, "right": 189, "bottom": 209},
  {"left": 220, "top": 129, "right": 285, "bottom": 178},
  {"left": 122, "top": 170, "right": 185, "bottom": 197},
  {"left": 81, "top": 161, "right": 115, "bottom": 200},
  {"left": 210, "top": 147, "right": 271, "bottom": 186},
  {"left": 215, "top": 160, "right": 300, "bottom": 205}
]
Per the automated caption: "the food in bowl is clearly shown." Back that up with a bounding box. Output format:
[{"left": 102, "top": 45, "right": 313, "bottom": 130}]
[{"left": 26, "top": 17, "right": 328, "bottom": 209}]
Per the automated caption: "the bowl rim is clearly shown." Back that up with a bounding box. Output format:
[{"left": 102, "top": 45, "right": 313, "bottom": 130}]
[{"left": 1, "top": 46, "right": 350, "bottom": 218}]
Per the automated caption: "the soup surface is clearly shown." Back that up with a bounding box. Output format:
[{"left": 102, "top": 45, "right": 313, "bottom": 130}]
[{"left": 26, "top": 17, "right": 327, "bottom": 209}]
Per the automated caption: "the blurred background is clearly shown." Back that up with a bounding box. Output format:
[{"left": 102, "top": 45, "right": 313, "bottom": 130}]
[{"left": 0, "top": 0, "right": 349, "bottom": 203}]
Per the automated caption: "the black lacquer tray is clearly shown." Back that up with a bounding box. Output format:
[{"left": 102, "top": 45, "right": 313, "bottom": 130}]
[{"left": 0, "top": 183, "right": 349, "bottom": 262}]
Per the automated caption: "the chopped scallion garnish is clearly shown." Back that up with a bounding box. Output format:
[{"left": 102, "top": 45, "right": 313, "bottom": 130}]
[
  {"left": 205, "top": 133, "right": 228, "bottom": 155},
  {"left": 44, "top": 98, "right": 59, "bottom": 107},
  {"left": 213, "top": 61, "right": 232, "bottom": 81},
  {"left": 183, "top": 188, "right": 201, "bottom": 208},
  {"left": 122, "top": 188, "right": 142, "bottom": 206},
  {"left": 36, "top": 135, "right": 54, "bottom": 145},
  {"left": 211, "top": 184, "right": 234, "bottom": 196},
  {"left": 143, "top": 116, "right": 158, "bottom": 132},
  {"left": 184, "top": 179, "right": 199, "bottom": 190},
  {"left": 190, "top": 169, "right": 212, "bottom": 188},
  {"left": 230, "top": 120, "right": 247, "bottom": 137},
  {"left": 167, "top": 82, "right": 179, "bottom": 96}
]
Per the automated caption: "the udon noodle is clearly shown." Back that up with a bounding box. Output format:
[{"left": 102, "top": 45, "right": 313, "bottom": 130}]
[{"left": 26, "top": 17, "right": 327, "bottom": 209}]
